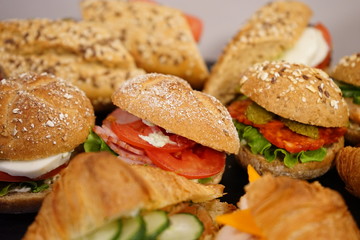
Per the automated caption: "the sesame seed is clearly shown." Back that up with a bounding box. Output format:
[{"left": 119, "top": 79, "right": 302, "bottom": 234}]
[
  {"left": 46, "top": 120, "right": 55, "bottom": 127},
  {"left": 12, "top": 108, "right": 21, "bottom": 114},
  {"left": 330, "top": 100, "right": 339, "bottom": 109},
  {"left": 305, "top": 85, "right": 316, "bottom": 93}
]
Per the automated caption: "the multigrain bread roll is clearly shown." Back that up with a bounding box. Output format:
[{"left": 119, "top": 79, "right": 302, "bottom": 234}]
[
  {"left": 0, "top": 72, "right": 95, "bottom": 213},
  {"left": 81, "top": 0, "right": 209, "bottom": 89},
  {"left": 216, "top": 173, "right": 360, "bottom": 240},
  {"left": 336, "top": 146, "right": 360, "bottom": 198},
  {"left": 204, "top": 0, "right": 332, "bottom": 104},
  {"left": 0, "top": 18, "right": 145, "bottom": 110},
  {"left": 87, "top": 73, "right": 240, "bottom": 184},
  {"left": 23, "top": 152, "right": 235, "bottom": 240},
  {"left": 331, "top": 53, "right": 360, "bottom": 145},
  {"left": 228, "top": 61, "right": 348, "bottom": 179}
]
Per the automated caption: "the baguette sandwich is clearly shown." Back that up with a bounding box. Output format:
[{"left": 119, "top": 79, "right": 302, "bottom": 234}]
[
  {"left": 85, "top": 73, "right": 240, "bottom": 184},
  {"left": 0, "top": 72, "right": 94, "bottom": 213},
  {"left": 228, "top": 61, "right": 348, "bottom": 179},
  {"left": 81, "top": 0, "right": 209, "bottom": 89},
  {"left": 0, "top": 18, "right": 145, "bottom": 110},
  {"left": 23, "top": 152, "right": 236, "bottom": 240},
  {"left": 215, "top": 166, "right": 360, "bottom": 240},
  {"left": 204, "top": 0, "right": 332, "bottom": 104},
  {"left": 331, "top": 53, "right": 360, "bottom": 145}
]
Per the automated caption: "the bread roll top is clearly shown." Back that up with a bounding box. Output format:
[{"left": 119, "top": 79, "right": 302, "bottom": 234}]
[
  {"left": 332, "top": 53, "right": 360, "bottom": 87},
  {"left": 243, "top": 174, "right": 360, "bottom": 239},
  {"left": 239, "top": 61, "right": 348, "bottom": 127},
  {"left": 112, "top": 73, "right": 240, "bottom": 154},
  {"left": 23, "top": 152, "right": 224, "bottom": 240},
  {"left": 204, "top": 0, "right": 313, "bottom": 104},
  {"left": 0, "top": 72, "right": 94, "bottom": 160}
]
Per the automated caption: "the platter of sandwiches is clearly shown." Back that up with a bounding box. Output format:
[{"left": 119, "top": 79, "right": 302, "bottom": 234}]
[{"left": 0, "top": 1, "right": 359, "bottom": 239}]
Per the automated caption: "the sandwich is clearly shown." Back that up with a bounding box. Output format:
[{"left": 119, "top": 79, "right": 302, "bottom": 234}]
[
  {"left": 0, "top": 18, "right": 145, "bottom": 110},
  {"left": 85, "top": 73, "right": 240, "bottom": 184},
  {"left": 81, "top": 0, "right": 209, "bottom": 89},
  {"left": 0, "top": 72, "right": 95, "bottom": 213},
  {"left": 23, "top": 152, "right": 236, "bottom": 240},
  {"left": 331, "top": 53, "right": 360, "bottom": 145},
  {"left": 204, "top": 0, "right": 332, "bottom": 104},
  {"left": 215, "top": 166, "right": 360, "bottom": 240},
  {"left": 228, "top": 61, "right": 348, "bottom": 179}
]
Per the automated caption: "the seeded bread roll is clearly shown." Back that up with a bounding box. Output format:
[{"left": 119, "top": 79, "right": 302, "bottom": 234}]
[
  {"left": 331, "top": 53, "right": 360, "bottom": 145},
  {"left": 233, "top": 61, "right": 348, "bottom": 179},
  {"left": 204, "top": 1, "right": 312, "bottom": 104},
  {"left": 112, "top": 73, "right": 240, "bottom": 154},
  {"left": 0, "top": 72, "right": 95, "bottom": 161},
  {"left": 0, "top": 18, "right": 145, "bottom": 110},
  {"left": 240, "top": 61, "right": 348, "bottom": 127},
  {"left": 81, "top": 0, "right": 209, "bottom": 89}
]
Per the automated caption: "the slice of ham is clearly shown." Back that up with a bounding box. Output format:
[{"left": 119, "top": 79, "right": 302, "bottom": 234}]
[{"left": 93, "top": 108, "right": 155, "bottom": 166}]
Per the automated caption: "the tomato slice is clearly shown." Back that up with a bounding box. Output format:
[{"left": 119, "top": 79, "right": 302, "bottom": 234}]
[
  {"left": 145, "top": 145, "right": 226, "bottom": 179},
  {"left": 111, "top": 121, "right": 194, "bottom": 152},
  {"left": 184, "top": 14, "right": 203, "bottom": 42},
  {"left": 314, "top": 22, "right": 332, "bottom": 69},
  {"left": 0, "top": 163, "right": 67, "bottom": 182}
]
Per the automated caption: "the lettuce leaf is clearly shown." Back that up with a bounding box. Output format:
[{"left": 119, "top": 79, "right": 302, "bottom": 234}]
[
  {"left": 84, "top": 130, "right": 117, "bottom": 155},
  {"left": 233, "top": 121, "right": 326, "bottom": 168},
  {"left": 0, "top": 181, "right": 49, "bottom": 197},
  {"left": 334, "top": 79, "right": 360, "bottom": 104}
]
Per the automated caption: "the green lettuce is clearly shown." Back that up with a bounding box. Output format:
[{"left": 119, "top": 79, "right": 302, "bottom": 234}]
[
  {"left": 234, "top": 121, "right": 327, "bottom": 168},
  {"left": 334, "top": 79, "right": 360, "bottom": 104},
  {"left": 84, "top": 130, "right": 117, "bottom": 155},
  {"left": 0, "top": 181, "right": 49, "bottom": 197}
]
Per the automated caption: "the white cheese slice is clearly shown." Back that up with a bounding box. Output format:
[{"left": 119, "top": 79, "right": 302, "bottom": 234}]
[
  {"left": 281, "top": 26, "right": 329, "bottom": 67},
  {"left": 139, "top": 132, "right": 176, "bottom": 148},
  {"left": 0, "top": 152, "right": 71, "bottom": 179}
]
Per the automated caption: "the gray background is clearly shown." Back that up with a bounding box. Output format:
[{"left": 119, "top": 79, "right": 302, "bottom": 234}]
[{"left": 0, "top": 0, "right": 359, "bottom": 65}]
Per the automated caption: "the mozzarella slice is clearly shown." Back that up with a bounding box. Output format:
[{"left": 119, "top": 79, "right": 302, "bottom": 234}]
[
  {"left": 281, "top": 26, "right": 329, "bottom": 67},
  {"left": 0, "top": 152, "right": 71, "bottom": 179}
]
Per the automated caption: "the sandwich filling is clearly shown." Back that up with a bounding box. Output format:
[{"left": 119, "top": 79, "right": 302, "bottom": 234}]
[
  {"left": 280, "top": 24, "right": 331, "bottom": 69},
  {"left": 0, "top": 152, "right": 70, "bottom": 196},
  {"left": 85, "top": 108, "right": 226, "bottom": 181},
  {"left": 228, "top": 98, "right": 346, "bottom": 167}
]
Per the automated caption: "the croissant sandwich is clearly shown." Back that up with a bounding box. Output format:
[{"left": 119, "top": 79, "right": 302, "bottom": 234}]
[
  {"left": 215, "top": 166, "right": 360, "bottom": 240},
  {"left": 23, "top": 152, "right": 236, "bottom": 240},
  {"left": 0, "top": 72, "right": 94, "bottom": 213},
  {"left": 85, "top": 73, "right": 240, "bottom": 184},
  {"left": 204, "top": 0, "right": 332, "bottom": 104},
  {"left": 227, "top": 61, "right": 348, "bottom": 179}
]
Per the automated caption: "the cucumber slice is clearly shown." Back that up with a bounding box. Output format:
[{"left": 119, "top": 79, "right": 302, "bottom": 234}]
[
  {"left": 117, "top": 215, "right": 146, "bottom": 240},
  {"left": 157, "top": 213, "right": 204, "bottom": 240},
  {"left": 143, "top": 210, "right": 170, "bottom": 240},
  {"left": 83, "top": 220, "right": 121, "bottom": 240}
]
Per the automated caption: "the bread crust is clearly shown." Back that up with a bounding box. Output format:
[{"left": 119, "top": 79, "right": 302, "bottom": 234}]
[
  {"left": 0, "top": 189, "right": 50, "bottom": 214},
  {"left": 336, "top": 146, "right": 360, "bottom": 198},
  {"left": 23, "top": 152, "right": 224, "bottom": 240},
  {"left": 331, "top": 53, "right": 360, "bottom": 87},
  {"left": 236, "top": 137, "right": 344, "bottom": 179},
  {"left": 81, "top": 0, "right": 209, "bottom": 89},
  {"left": 204, "top": 1, "right": 312, "bottom": 104},
  {"left": 112, "top": 73, "right": 240, "bottom": 154},
  {"left": 239, "top": 61, "right": 349, "bottom": 127},
  {"left": 0, "top": 72, "right": 95, "bottom": 160},
  {"left": 243, "top": 174, "right": 360, "bottom": 239},
  {"left": 0, "top": 18, "right": 144, "bottom": 109}
]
